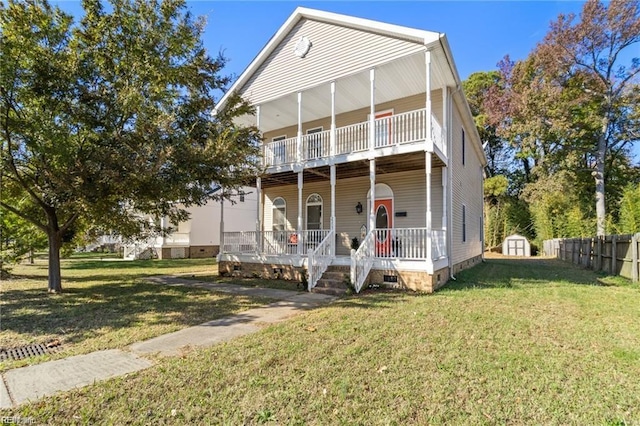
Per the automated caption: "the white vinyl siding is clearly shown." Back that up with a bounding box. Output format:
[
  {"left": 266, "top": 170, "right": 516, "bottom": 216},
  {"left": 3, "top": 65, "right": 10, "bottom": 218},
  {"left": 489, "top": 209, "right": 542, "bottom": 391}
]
[
  {"left": 263, "top": 168, "right": 443, "bottom": 256},
  {"left": 240, "top": 18, "right": 425, "bottom": 105},
  {"left": 450, "top": 99, "right": 483, "bottom": 265}
]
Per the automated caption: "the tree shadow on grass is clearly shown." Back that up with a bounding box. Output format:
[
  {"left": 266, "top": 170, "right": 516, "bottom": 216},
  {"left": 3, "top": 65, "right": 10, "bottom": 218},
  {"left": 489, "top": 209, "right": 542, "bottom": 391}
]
[
  {"left": 1, "top": 279, "right": 264, "bottom": 348},
  {"left": 440, "top": 257, "right": 611, "bottom": 292}
]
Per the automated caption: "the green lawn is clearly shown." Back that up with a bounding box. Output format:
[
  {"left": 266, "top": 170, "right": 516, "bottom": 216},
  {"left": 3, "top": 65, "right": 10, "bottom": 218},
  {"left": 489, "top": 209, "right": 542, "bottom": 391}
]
[
  {"left": 4, "top": 257, "right": 640, "bottom": 425},
  {"left": 0, "top": 258, "right": 272, "bottom": 371}
]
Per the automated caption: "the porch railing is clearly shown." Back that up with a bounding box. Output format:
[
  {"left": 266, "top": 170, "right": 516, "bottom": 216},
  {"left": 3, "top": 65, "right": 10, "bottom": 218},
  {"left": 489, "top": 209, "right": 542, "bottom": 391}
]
[
  {"left": 223, "top": 231, "right": 258, "bottom": 254},
  {"left": 223, "top": 230, "right": 331, "bottom": 256},
  {"left": 263, "top": 108, "right": 446, "bottom": 166},
  {"left": 164, "top": 232, "right": 190, "bottom": 245},
  {"left": 307, "top": 230, "right": 335, "bottom": 291},
  {"left": 351, "top": 230, "right": 375, "bottom": 293},
  {"left": 371, "top": 228, "right": 446, "bottom": 261},
  {"left": 431, "top": 229, "right": 447, "bottom": 260}
]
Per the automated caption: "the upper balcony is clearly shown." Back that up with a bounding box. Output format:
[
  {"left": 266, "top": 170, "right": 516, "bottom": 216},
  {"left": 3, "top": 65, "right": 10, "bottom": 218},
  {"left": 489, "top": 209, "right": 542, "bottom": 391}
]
[{"left": 261, "top": 107, "right": 445, "bottom": 173}]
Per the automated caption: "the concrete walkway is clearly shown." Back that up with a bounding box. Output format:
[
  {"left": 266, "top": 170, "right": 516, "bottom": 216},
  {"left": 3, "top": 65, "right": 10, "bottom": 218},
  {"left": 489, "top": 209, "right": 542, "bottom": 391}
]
[{"left": 0, "top": 277, "right": 335, "bottom": 409}]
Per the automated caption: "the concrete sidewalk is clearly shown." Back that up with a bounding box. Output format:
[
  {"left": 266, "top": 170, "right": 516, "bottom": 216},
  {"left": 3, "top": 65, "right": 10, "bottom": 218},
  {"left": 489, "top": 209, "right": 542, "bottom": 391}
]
[{"left": 0, "top": 277, "right": 336, "bottom": 409}]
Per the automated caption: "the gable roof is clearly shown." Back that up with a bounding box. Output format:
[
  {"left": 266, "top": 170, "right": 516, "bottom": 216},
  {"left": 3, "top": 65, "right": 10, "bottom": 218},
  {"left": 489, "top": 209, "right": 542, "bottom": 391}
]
[{"left": 215, "top": 7, "right": 449, "bottom": 113}]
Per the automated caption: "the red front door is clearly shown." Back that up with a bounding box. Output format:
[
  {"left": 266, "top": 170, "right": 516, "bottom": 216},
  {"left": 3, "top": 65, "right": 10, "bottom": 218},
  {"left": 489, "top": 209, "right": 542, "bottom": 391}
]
[{"left": 375, "top": 199, "right": 393, "bottom": 256}]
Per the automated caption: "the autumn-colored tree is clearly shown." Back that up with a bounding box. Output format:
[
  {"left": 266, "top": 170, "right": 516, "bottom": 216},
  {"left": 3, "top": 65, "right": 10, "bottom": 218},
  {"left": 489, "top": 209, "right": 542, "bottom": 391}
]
[{"left": 533, "top": 0, "right": 640, "bottom": 236}]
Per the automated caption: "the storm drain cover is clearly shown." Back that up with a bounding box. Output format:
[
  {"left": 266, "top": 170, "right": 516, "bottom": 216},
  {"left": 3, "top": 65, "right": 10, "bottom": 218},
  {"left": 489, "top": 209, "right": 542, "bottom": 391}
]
[{"left": 0, "top": 341, "right": 63, "bottom": 361}]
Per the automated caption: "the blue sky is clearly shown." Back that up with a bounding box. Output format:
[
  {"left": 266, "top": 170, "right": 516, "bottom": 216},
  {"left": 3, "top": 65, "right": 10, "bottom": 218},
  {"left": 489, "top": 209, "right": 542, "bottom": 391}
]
[{"left": 53, "top": 1, "right": 638, "bottom": 162}]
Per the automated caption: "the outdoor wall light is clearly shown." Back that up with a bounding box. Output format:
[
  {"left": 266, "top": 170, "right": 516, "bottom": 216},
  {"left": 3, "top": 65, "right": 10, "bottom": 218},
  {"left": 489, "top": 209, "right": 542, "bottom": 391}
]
[{"left": 355, "top": 202, "right": 363, "bottom": 215}]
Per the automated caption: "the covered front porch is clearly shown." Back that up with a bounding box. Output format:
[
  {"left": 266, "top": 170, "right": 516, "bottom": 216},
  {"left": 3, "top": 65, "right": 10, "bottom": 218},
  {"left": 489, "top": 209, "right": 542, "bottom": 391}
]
[{"left": 219, "top": 154, "right": 449, "bottom": 293}]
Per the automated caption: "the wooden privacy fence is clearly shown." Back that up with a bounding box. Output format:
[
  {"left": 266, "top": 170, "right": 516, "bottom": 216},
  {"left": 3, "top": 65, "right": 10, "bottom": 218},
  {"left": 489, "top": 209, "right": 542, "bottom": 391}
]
[{"left": 543, "top": 234, "right": 640, "bottom": 282}]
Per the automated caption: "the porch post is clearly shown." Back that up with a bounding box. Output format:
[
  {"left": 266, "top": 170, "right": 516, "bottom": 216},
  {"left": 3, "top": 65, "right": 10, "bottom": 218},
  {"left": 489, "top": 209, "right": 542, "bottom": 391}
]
[
  {"left": 256, "top": 177, "right": 262, "bottom": 252},
  {"left": 160, "top": 217, "right": 166, "bottom": 245},
  {"left": 256, "top": 105, "right": 262, "bottom": 253},
  {"left": 425, "top": 49, "right": 433, "bottom": 152},
  {"left": 297, "top": 91, "right": 303, "bottom": 163},
  {"left": 297, "top": 171, "right": 303, "bottom": 255},
  {"left": 219, "top": 186, "right": 224, "bottom": 254},
  {"left": 330, "top": 165, "right": 336, "bottom": 231},
  {"left": 369, "top": 68, "right": 375, "bottom": 152},
  {"left": 369, "top": 159, "right": 376, "bottom": 234},
  {"left": 330, "top": 81, "right": 336, "bottom": 157},
  {"left": 426, "top": 154, "right": 432, "bottom": 262}
]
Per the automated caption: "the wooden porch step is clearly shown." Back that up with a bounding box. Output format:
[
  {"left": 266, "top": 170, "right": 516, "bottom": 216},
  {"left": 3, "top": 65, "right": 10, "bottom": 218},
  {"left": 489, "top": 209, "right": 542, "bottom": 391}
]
[
  {"left": 314, "top": 278, "right": 345, "bottom": 288},
  {"left": 324, "top": 265, "right": 351, "bottom": 273}
]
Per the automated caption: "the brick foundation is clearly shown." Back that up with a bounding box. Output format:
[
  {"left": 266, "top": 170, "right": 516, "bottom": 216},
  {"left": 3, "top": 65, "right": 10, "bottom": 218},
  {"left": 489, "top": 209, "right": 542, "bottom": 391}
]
[
  {"left": 451, "top": 254, "right": 483, "bottom": 275},
  {"left": 218, "top": 261, "right": 305, "bottom": 281},
  {"left": 368, "top": 266, "right": 449, "bottom": 293},
  {"left": 219, "top": 254, "right": 483, "bottom": 293},
  {"left": 189, "top": 245, "right": 219, "bottom": 258}
]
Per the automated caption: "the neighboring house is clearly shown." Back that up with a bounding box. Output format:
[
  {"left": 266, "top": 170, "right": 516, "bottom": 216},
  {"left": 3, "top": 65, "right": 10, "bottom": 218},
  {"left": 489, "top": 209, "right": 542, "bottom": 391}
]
[
  {"left": 123, "top": 188, "right": 256, "bottom": 259},
  {"left": 215, "top": 8, "right": 486, "bottom": 293}
]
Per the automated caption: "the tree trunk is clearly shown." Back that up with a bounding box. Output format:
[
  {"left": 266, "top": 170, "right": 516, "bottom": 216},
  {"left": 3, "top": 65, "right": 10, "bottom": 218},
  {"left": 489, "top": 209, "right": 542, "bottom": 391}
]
[
  {"left": 46, "top": 214, "right": 63, "bottom": 293},
  {"left": 47, "top": 231, "right": 63, "bottom": 293},
  {"left": 594, "top": 117, "right": 608, "bottom": 237}
]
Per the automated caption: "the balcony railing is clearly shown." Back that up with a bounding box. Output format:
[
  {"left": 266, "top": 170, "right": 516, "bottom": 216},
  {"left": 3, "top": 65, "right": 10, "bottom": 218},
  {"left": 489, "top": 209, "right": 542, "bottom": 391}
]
[{"left": 263, "top": 108, "right": 445, "bottom": 167}]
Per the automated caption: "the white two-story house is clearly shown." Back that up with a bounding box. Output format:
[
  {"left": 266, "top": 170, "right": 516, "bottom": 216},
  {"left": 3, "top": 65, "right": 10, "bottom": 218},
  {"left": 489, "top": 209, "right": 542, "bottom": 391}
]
[{"left": 215, "top": 8, "right": 486, "bottom": 293}]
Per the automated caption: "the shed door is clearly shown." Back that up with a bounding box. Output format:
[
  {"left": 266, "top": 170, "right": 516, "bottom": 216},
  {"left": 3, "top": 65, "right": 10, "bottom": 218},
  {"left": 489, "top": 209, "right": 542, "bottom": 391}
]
[{"left": 508, "top": 239, "right": 525, "bottom": 256}]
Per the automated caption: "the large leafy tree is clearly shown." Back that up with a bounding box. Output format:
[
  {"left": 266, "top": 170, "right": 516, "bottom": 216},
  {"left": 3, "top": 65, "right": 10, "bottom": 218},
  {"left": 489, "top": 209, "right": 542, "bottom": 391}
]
[
  {"left": 0, "top": 0, "right": 260, "bottom": 292},
  {"left": 532, "top": 0, "right": 640, "bottom": 236}
]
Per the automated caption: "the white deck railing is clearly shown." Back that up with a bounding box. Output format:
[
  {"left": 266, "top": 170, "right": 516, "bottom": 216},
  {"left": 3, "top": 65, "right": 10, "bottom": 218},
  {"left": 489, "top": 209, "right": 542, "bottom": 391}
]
[
  {"left": 307, "top": 230, "right": 335, "bottom": 291},
  {"left": 302, "top": 130, "right": 331, "bottom": 160},
  {"left": 223, "top": 231, "right": 258, "bottom": 254},
  {"left": 351, "top": 230, "right": 375, "bottom": 293},
  {"left": 164, "top": 232, "right": 190, "bottom": 245},
  {"left": 223, "top": 230, "right": 331, "bottom": 256},
  {"left": 431, "top": 229, "right": 447, "bottom": 260},
  {"left": 263, "top": 108, "right": 446, "bottom": 166},
  {"left": 263, "top": 136, "right": 298, "bottom": 166},
  {"left": 335, "top": 121, "right": 369, "bottom": 155}
]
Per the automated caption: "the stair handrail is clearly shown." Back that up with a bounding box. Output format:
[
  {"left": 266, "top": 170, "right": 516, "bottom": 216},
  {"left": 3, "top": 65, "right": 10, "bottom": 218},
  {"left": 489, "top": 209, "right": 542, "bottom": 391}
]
[
  {"left": 351, "top": 230, "right": 375, "bottom": 293},
  {"left": 307, "top": 230, "right": 335, "bottom": 291}
]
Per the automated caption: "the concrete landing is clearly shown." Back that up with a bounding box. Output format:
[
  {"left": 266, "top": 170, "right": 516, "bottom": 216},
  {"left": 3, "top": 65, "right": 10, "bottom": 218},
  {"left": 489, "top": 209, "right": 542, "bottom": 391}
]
[{"left": 1, "top": 350, "right": 152, "bottom": 408}]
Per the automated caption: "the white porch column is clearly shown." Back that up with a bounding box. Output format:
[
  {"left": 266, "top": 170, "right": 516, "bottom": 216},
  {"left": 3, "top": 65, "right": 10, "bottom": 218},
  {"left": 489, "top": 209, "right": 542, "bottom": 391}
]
[
  {"left": 256, "top": 177, "right": 262, "bottom": 252},
  {"left": 369, "top": 159, "right": 376, "bottom": 234},
  {"left": 256, "top": 105, "right": 263, "bottom": 252},
  {"left": 297, "top": 91, "right": 303, "bottom": 163},
  {"left": 425, "top": 154, "right": 432, "bottom": 262},
  {"left": 160, "top": 217, "right": 166, "bottom": 245},
  {"left": 297, "top": 171, "right": 303, "bottom": 254},
  {"left": 330, "top": 165, "right": 336, "bottom": 231},
  {"left": 425, "top": 49, "right": 433, "bottom": 152},
  {"left": 369, "top": 68, "right": 375, "bottom": 153},
  {"left": 219, "top": 187, "right": 225, "bottom": 254},
  {"left": 330, "top": 81, "right": 336, "bottom": 157}
]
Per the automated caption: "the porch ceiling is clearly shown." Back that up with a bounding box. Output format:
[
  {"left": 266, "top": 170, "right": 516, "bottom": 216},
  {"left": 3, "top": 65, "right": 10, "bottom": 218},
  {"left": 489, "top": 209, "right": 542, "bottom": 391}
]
[
  {"left": 259, "top": 151, "right": 446, "bottom": 189},
  {"left": 237, "top": 48, "right": 451, "bottom": 133}
]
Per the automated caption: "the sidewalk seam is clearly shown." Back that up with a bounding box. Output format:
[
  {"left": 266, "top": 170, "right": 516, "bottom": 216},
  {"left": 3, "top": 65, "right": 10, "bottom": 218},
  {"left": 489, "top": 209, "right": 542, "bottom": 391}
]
[{"left": 1, "top": 372, "right": 16, "bottom": 407}]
